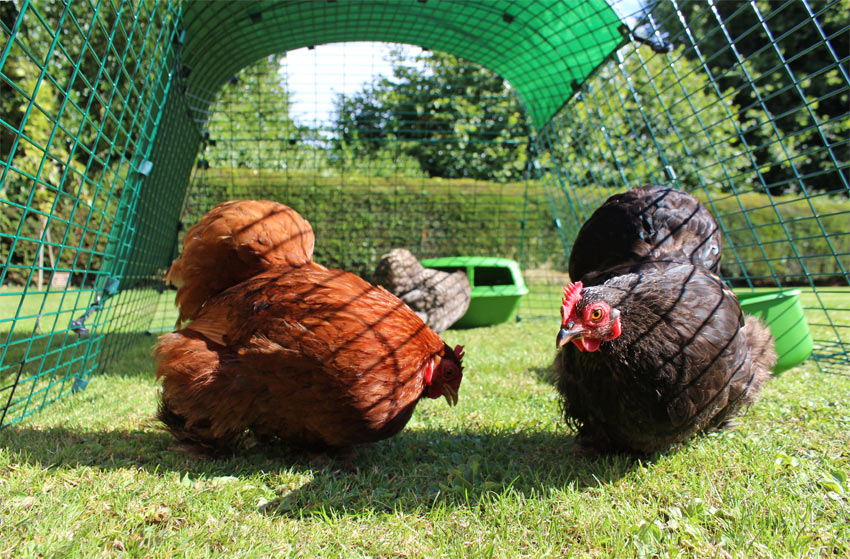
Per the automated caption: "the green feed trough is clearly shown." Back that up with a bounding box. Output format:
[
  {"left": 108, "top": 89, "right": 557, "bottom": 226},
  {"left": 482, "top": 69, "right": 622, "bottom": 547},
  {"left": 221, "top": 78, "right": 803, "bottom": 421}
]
[
  {"left": 421, "top": 257, "right": 528, "bottom": 329},
  {"left": 737, "top": 290, "right": 814, "bottom": 374}
]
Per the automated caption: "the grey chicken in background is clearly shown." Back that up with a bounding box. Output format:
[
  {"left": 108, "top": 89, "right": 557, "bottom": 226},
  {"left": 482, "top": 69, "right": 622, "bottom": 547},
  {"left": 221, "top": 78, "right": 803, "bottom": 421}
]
[{"left": 373, "top": 248, "right": 471, "bottom": 334}]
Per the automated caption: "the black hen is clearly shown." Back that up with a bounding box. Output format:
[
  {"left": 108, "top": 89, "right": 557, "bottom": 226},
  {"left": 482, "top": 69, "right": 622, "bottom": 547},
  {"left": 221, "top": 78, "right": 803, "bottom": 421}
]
[
  {"left": 569, "top": 185, "right": 722, "bottom": 286},
  {"left": 554, "top": 186, "right": 775, "bottom": 454}
]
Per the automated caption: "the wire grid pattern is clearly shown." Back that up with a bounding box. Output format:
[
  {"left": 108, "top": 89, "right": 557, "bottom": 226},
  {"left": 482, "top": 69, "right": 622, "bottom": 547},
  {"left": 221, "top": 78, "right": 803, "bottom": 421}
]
[
  {"left": 535, "top": 0, "right": 849, "bottom": 372},
  {"left": 1, "top": 0, "right": 848, "bottom": 428},
  {"left": 174, "top": 49, "right": 554, "bottom": 320},
  {"left": 178, "top": 0, "right": 624, "bottom": 130},
  {"left": 0, "top": 0, "right": 181, "bottom": 427}
]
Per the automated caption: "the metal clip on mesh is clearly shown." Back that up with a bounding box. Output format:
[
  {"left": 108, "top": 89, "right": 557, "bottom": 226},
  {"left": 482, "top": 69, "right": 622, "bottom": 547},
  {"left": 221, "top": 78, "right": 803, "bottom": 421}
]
[{"left": 69, "top": 278, "right": 120, "bottom": 338}]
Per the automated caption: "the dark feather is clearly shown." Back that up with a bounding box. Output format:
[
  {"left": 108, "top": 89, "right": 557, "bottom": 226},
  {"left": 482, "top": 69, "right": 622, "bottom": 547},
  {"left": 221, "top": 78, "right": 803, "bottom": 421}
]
[
  {"left": 555, "top": 186, "right": 775, "bottom": 454},
  {"left": 569, "top": 185, "right": 722, "bottom": 285},
  {"left": 554, "top": 263, "right": 775, "bottom": 453}
]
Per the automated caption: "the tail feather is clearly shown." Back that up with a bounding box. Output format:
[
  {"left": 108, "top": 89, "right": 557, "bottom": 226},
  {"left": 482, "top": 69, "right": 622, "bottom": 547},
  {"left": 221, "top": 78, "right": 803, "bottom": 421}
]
[
  {"left": 740, "top": 315, "right": 777, "bottom": 404},
  {"left": 710, "top": 314, "right": 776, "bottom": 432},
  {"left": 157, "top": 398, "right": 250, "bottom": 456},
  {"left": 166, "top": 200, "right": 315, "bottom": 326}
]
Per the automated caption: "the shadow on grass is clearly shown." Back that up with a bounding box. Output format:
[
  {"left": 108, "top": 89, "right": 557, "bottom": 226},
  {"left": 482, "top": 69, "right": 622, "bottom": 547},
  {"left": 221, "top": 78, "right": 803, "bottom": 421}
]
[
  {"left": 0, "top": 421, "right": 644, "bottom": 516},
  {"left": 530, "top": 365, "right": 557, "bottom": 386},
  {"left": 0, "top": 331, "right": 647, "bottom": 516}
]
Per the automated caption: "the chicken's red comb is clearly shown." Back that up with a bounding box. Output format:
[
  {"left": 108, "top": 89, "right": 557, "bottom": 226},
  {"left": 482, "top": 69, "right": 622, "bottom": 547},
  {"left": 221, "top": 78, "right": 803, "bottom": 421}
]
[
  {"left": 561, "top": 281, "right": 583, "bottom": 322},
  {"left": 453, "top": 344, "right": 466, "bottom": 370}
]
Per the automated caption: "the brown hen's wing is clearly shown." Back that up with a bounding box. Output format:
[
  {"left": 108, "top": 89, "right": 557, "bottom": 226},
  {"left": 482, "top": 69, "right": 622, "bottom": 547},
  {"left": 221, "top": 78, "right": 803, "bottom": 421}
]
[
  {"left": 569, "top": 185, "right": 721, "bottom": 284},
  {"left": 166, "top": 200, "right": 314, "bottom": 326},
  {"left": 156, "top": 263, "right": 446, "bottom": 451}
]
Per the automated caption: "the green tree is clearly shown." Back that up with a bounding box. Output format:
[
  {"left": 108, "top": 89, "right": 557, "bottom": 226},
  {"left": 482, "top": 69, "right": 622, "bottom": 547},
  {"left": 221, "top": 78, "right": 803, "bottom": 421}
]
[
  {"left": 652, "top": 0, "right": 849, "bottom": 194},
  {"left": 205, "top": 55, "right": 305, "bottom": 171},
  {"left": 1, "top": 0, "right": 174, "bottom": 286},
  {"left": 332, "top": 49, "right": 531, "bottom": 182},
  {"left": 545, "top": 42, "right": 753, "bottom": 195}
]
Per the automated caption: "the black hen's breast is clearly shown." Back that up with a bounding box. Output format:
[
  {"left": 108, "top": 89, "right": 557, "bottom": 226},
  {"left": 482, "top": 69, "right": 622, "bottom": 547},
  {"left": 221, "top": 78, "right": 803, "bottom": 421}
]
[
  {"left": 569, "top": 185, "right": 722, "bottom": 285},
  {"left": 554, "top": 263, "right": 775, "bottom": 454}
]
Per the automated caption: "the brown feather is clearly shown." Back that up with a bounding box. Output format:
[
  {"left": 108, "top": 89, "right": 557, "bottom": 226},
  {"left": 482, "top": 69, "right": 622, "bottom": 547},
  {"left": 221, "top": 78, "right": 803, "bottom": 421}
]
[
  {"left": 155, "top": 262, "right": 453, "bottom": 452},
  {"left": 166, "top": 200, "right": 315, "bottom": 326}
]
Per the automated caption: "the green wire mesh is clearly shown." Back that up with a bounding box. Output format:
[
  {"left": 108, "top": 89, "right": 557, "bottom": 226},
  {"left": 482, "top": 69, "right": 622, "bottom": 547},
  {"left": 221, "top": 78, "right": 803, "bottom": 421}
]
[
  {"left": 536, "top": 0, "right": 849, "bottom": 370},
  {"left": 177, "top": 0, "right": 625, "bottom": 130},
  {"left": 1, "top": 0, "right": 181, "bottom": 427},
  {"left": 178, "top": 48, "right": 552, "bottom": 285},
  {"left": 2, "top": 0, "right": 848, "bottom": 428}
]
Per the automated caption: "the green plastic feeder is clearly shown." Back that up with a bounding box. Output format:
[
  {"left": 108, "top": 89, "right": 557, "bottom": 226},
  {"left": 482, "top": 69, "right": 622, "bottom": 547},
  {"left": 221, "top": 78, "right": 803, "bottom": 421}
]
[
  {"left": 420, "top": 257, "right": 528, "bottom": 328},
  {"left": 736, "top": 289, "right": 813, "bottom": 373}
]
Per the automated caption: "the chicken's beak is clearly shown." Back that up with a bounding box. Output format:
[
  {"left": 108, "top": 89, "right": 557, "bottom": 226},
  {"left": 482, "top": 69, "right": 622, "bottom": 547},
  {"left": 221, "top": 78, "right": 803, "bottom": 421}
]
[
  {"left": 442, "top": 385, "right": 458, "bottom": 407},
  {"left": 556, "top": 322, "right": 588, "bottom": 349}
]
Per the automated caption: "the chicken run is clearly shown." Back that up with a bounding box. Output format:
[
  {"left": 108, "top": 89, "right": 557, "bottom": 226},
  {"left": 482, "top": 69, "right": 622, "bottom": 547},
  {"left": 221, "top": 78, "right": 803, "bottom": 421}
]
[{"left": 1, "top": 0, "right": 848, "bottom": 448}]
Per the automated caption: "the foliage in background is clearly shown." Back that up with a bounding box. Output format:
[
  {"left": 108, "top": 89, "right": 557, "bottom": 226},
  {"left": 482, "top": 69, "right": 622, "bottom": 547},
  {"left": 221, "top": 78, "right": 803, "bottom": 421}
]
[
  {"left": 0, "top": 1, "right": 163, "bottom": 287},
  {"left": 708, "top": 190, "right": 850, "bottom": 286},
  {"left": 185, "top": 168, "right": 849, "bottom": 285},
  {"left": 0, "top": 2, "right": 151, "bottom": 175},
  {"left": 204, "top": 55, "right": 316, "bottom": 172},
  {"left": 543, "top": 43, "right": 755, "bottom": 195},
  {"left": 653, "top": 0, "right": 850, "bottom": 195},
  {"left": 185, "top": 168, "right": 558, "bottom": 279},
  {"left": 203, "top": 55, "right": 429, "bottom": 179},
  {"left": 318, "top": 1, "right": 848, "bottom": 197},
  {"left": 331, "top": 49, "right": 532, "bottom": 182},
  {"left": 4, "top": 0, "right": 847, "bottom": 292}
]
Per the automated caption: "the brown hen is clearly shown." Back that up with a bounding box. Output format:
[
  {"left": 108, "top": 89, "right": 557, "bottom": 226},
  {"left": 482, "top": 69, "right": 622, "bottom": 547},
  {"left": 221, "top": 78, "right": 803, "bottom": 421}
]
[
  {"left": 155, "top": 262, "right": 465, "bottom": 454},
  {"left": 166, "top": 200, "right": 315, "bottom": 326}
]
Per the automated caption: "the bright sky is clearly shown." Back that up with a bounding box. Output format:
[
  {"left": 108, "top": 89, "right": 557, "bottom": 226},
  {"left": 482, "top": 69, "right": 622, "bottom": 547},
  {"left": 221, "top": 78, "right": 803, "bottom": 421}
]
[
  {"left": 278, "top": 0, "right": 644, "bottom": 126},
  {"left": 281, "top": 42, "right": 421, "bottom": 127}
]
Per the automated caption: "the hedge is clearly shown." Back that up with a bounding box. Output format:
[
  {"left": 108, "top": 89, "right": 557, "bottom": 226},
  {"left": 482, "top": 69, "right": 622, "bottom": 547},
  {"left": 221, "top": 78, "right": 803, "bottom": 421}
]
[
  {"left": 183, "top": 169, "right": 848, "bottom": 285},
  {"left": 3, "top": 167, "right": 847, "bottom": 287}
]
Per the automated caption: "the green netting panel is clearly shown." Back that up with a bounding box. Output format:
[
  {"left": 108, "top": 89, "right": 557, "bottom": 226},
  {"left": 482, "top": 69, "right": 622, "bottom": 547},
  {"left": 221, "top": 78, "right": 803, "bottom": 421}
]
[
  {"left": 179, "top": 0, "right": 625, "bottom": 130},
  {"left": 1, "top": 0, "right": 181, "bottom": 427},
  {"left": 175, "top": 45, "right": 564, "bottom": 328},
  {"left": 535, "top": 0, "right": 849, "bottom": 372},
  {"left": 2, "top": 0, "right": 626, "bottom": 428},
  {"left": 2, "top": 0, "right": 849, "bottom": 429}
]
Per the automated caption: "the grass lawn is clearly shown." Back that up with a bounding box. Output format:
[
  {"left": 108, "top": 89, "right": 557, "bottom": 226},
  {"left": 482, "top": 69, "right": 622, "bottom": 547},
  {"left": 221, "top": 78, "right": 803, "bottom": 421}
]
[{"left": 1, "top": 309, "right": 849, "bottom": 557}]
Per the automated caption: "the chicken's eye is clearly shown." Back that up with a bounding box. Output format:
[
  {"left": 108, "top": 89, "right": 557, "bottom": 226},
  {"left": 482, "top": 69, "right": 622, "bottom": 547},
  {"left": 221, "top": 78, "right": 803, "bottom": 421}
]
[{"left": 589, "top": 308, "right": 604, "bottom": 322}]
